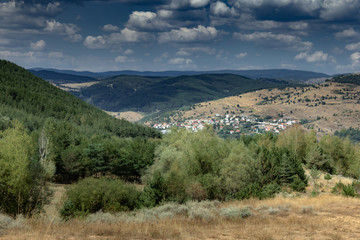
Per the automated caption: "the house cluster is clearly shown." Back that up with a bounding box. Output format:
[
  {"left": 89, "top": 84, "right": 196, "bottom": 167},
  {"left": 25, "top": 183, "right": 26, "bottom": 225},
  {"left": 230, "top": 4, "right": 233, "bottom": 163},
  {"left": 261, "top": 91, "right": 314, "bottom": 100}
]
[{"left": 148, "top": 114, "right": 298, "bottom": 135}]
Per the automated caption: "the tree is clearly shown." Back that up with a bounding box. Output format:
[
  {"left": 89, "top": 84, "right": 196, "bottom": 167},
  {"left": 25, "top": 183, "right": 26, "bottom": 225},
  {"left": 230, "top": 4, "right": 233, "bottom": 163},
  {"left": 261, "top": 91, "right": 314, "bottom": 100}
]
[{"left": 0, "top": 121, "right": 47, "bottom": 216}]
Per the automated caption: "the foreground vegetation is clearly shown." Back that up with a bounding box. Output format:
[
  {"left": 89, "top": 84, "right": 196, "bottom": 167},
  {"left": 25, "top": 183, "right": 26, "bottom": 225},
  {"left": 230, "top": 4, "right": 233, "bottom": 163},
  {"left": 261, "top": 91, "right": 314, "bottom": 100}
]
[{"left": 1, "top": 194, "right": 360, "bottom": 240}]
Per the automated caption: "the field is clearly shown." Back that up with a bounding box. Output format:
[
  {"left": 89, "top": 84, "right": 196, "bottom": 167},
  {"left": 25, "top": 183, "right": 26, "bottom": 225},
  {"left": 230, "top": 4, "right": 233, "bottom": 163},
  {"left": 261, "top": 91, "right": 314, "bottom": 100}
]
[
  {"left": 1, "top": 194, "right": 360, "bottom": 240},
  {"left": 1, "top": 170, "right": 359, "bottom": 240},
  {"left": 162, "top": 82, "right": 360, "bottom": 134}
]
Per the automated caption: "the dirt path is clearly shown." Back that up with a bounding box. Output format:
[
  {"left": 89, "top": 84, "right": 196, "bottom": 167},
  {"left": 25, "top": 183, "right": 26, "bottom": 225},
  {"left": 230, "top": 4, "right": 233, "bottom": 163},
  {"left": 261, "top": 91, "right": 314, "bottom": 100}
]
[{"left": 41, "top": 184, "right": 66, "bottom": 222}]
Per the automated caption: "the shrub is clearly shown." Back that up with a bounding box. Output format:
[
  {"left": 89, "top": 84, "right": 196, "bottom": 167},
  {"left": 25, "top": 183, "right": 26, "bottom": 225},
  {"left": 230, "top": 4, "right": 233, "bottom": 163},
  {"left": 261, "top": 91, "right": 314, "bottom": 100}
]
[
  {"left": 60, "top": 178, "right": 141, "bottom": 219},
  {"left": 188, "top": 207, "right": 214, "bottom": 221},
  {"left": 324, "top": 173, "right": 332, "bottom": 180},
  {"left": 332, "top": 182, "right": 360, "bottom": 197},
  {"left": 301, "top": 206, "right": 314, "bottom": 214}
]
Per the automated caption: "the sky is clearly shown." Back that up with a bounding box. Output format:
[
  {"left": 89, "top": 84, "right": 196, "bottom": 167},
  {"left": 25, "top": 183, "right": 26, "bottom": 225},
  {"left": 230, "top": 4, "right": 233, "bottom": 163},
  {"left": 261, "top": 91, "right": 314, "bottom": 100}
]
[{"left": 1, "top": 0, "right": 360, "bottom": 74}]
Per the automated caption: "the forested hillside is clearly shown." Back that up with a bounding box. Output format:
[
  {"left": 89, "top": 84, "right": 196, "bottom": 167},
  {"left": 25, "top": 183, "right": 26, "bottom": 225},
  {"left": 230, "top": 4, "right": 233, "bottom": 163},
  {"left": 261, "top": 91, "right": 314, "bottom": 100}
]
[
  {"left": 332, "top": 74, "right": 360, "bottom": 85},
  {"left": 81, "top": 74, "right": 294, "bottom": 112},
  {"left": 0, "top": 60, "right": 160, "bottom": 215}
]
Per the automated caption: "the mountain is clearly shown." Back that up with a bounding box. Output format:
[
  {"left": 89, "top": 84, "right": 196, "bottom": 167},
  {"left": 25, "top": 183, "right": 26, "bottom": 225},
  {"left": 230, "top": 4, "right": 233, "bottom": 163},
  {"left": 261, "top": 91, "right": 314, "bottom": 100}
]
[
  {"left": 29, "top": 70, "right": 98, "bottom": 84},
  {"left": 80, "top": 74, "right": 297, "bottom": 113},
  {"left": 0, "top": 60, "right": 159, "bottom": 138},
  {"left": 29, "top": 68, "right": 330, "bottom": 82}
]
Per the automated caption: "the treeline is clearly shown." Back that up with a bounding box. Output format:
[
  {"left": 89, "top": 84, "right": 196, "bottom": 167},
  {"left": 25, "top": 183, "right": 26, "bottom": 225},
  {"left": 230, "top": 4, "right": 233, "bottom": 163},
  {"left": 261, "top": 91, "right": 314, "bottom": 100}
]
[
  {"left": 60, "top": 125, "right": 360, "bottom": 218},
  {"left": 335, "top": 127, "right": 360, "bottom": 143}
]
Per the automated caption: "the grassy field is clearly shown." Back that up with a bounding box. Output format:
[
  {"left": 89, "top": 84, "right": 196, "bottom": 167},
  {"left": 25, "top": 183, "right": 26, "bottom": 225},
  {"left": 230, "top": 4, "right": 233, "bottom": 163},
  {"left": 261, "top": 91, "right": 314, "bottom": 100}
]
[
  {"left": 1, "top": 194, "right": 360, "bottom": 240},
  {"left": 1, "top": 170, "right": 359, "bottom": 240}
]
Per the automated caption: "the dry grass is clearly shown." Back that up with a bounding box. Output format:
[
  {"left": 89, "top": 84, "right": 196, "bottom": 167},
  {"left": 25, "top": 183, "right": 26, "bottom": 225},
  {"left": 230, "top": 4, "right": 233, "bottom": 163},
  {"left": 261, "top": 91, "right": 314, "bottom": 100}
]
[
  {"left": 105, "top": 111, "right": 144, "bottom": 122},
  {"left": 2, "top": 194, "right": 360, "bottom": 240}
]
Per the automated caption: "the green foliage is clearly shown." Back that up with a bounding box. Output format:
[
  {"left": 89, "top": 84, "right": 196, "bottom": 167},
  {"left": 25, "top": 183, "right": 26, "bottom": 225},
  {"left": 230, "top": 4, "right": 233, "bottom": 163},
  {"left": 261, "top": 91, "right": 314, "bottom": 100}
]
[
  {"left": 60, "top": 178, "right": 141, "bottom": 219},
  {"left": 332, "top": 74, "right": 360, "bottom": 85},
  {"left": 144, "top": 127, "right": 309, "bottom": 205},
  {"left": 332, "top": 182, "right": 360, "bottom": 197},
  {"left": 0, "top": 121, "right": 47, "bottom": 216},
  {"left": 335, "top": 128, "right": 360, "bottom": 143},
  {"left": 0, "top": 60, "right": 161, "bottom": 183},
  {"left": 324, "top": 173, "right": 332, "bottom": 180}
]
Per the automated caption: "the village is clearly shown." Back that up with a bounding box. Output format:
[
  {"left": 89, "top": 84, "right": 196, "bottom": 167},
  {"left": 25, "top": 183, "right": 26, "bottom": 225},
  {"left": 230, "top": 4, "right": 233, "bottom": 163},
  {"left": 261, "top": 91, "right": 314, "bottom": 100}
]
[{"left": 146, "top": 114, "right": 298, "bottom": 135}]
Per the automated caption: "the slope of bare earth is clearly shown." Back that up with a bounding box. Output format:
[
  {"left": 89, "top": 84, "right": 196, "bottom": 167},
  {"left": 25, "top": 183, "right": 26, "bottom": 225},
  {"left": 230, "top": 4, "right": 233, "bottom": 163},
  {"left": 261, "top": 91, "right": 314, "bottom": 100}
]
[{"left": 165, "top": 82, "right": 360, "bottom": 134}]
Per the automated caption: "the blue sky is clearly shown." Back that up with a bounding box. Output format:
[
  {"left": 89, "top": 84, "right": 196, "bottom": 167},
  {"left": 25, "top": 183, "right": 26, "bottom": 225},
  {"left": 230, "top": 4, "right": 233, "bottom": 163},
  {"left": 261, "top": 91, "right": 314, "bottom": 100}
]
[{"left": 1, "top": 0, "right": 360, "bottom": 74}]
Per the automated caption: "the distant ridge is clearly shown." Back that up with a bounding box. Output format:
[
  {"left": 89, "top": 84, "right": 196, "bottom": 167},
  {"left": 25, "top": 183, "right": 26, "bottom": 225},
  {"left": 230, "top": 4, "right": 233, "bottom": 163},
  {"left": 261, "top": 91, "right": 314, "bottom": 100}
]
[{"left": 30, "top": 68, "right": 330, "bottom": 82}]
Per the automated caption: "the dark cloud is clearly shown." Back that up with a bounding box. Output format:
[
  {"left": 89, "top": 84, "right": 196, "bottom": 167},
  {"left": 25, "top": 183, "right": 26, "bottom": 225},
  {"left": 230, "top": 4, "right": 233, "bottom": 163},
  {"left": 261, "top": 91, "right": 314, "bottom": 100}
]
[
  {"left": 252, "top": 3, "right": 319, "bottom": 22},
  {"left": 30, "top": 0, "right": 168, "bottom": 5}
]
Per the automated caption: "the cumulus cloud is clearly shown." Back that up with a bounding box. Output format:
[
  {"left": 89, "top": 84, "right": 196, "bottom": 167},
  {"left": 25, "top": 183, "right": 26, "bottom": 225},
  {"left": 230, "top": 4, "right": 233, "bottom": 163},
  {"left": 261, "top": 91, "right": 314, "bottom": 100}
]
[
  {"left": 346, "top": 42, "right": 360, "bottom": 51},
  {"left": 83, "top": 36, "right": 107, "bottom": 49},
  {"left": 176, "top": 47, "right": 216, "bottom": 56},
  {"left": 0, "top": 1, "right": 61, "bottom": 28},
  {"left": 84, "top": 28, "right": 153, "bottom": 49},
  {"left": 30, "top": 40, "right": 46, "bottom": 51},
  {"left": 124, "top": 49, "right": 134, "bottom": 55},
  {"left": 127, "top": 11, "right": 173, "bottom": 31},
  {"left": 235, "top": 52, "right": 247, "bottom": 59},
  {"left": 234, "top": 31, "right": 312, "bottom": 51},
  {"left": 44, "top": 19, "right": 82, "bottom": 42},
  {"left": 295, "top": 51, "right": 333, "bottom": 63},
  {"left": 210, "top": 1, "right": 232, "bottom": 16},
  {"left": 335, "top": 28, "right": 360, "bottom": 39},
  {"left": 102, "top": 24, "right": 120, "bottom": 32},
  {"left": 115, "top": 55, "right": 128, "bottom": 63},
  {"left": 159, "top": 25, "right": 218, "bottom": 43},
  {"left": 169, "top": 57, "right": 193, "bottom": 64}
]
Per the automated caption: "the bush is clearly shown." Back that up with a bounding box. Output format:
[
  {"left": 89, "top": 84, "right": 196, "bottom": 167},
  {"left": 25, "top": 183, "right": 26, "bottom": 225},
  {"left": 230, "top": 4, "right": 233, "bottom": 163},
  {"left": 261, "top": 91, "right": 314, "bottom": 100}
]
[
  {"left": 324, "top": 173, "right": 332, "bottom": 180},
  {"left": 60, "top": 178, "right": 141, "bottom": 219},
  {"left": 332, "top": 181, "right": 360, "bottom": 197}
]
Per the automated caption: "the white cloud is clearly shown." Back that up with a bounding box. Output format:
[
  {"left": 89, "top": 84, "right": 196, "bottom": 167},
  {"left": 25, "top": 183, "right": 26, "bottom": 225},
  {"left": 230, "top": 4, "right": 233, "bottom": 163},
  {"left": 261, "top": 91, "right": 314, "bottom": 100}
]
[
  {"left": 124, "top": 49, "right": 134, "bottom": 55},
  {"left": 169, "top": 57, "right": 194, "bottom": 65},
  {"left": 234, "top": 31, "right": 312, "bottom": 51},
  {"left": 335, "top": 28, "right": 360, "bottom": 39},
  {"left": 48, "top": 51, "right": 63, "bottom": 58},
  {"left": 210, "top": 1, "right": 231, "bottom": 16},
  {"left": 0, "top": 50, "right": 35, "bottom": 58},
  {"left": 127, "top": 11, "right": 172, "bottom": 31},
  {"left": 115, "top": 55, "right": 128, "bottom": 63},
  {"left": 102, "top": 24, "right": 120, "bottom": 32},
  {"left": 83, "top": 36, "right": 107, "bottom": 49},
  {"left": 235, "top": 52, "right": 247, "bottom": 59},
  {"left": 0, "top": 1, "right": 61, "bottom": 28},
  {"left": 176, "top": 47, "right": 216, "bottom": 56},
  {"left": 295, "top": 51, "right": 331, "bottom": 63},
  {"left": 84, "top": 28, "right": 153, "bottom": 49},
  {"left": 108, "top": 28, "right": 153, "bottom": 43},
  {"left": 30, "top": 40, "right": 46, "bottom": 51},
  {"left": 44, "top": 20, "right": 82, "bottom": 42},
  {"left": 159, "top": 25, "right": 218, "bottom": 43},
  {"left": 346, "top": 42, "right": 360, "bottom": 51},
  {"left": 350, "top": 52, "right": 360, "bottom": 64}
]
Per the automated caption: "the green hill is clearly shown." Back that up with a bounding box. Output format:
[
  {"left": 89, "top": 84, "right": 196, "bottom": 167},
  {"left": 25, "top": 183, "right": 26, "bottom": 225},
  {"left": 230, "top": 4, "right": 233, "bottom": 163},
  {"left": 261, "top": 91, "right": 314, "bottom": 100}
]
[
  {"left": 81, "top": 74, "right": 294, "bottom": 113},
  {"left": 0, "top": 60, "right": 160, "bottom": 183},
  {"left": 332, "top": 74, "right": 360, "bottom": 85},
  {"left": 0, "top": 60, "right": 159, "bottom": 138}
]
